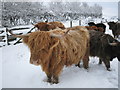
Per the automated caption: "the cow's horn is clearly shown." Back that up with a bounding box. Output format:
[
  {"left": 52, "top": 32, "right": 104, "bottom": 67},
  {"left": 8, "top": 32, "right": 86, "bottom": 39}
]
[
  {"left": 31, "top": 22, "right": 34, "bottom": 25},
  {"left": 31, "top": 27, "right": 36, "bottom": 30},
  {"left": 63, "top": 29, "right": 70, "bottom": 36},
  {"left": 109, "top": 42, "right": 118, "bottom": 46},
  {"left": 9, "top": 30, "right": 29, "bottom": 38},
  {"left": 107, "top": 38, "right": 117, "bottom": 46},
  {"left": 50, "top": 33, "right": 63, "bottom": 38},
  {"left": 50, "top": 29, "right": 70, "bottom": 38}
]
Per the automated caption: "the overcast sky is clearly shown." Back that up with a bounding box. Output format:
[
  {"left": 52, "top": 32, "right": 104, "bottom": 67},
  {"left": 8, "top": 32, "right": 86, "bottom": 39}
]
[{"left": 88, "top": 2, "right": 118, "bottom": 17}]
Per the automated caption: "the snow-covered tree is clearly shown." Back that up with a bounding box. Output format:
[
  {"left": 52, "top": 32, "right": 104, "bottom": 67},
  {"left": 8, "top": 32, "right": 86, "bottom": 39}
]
[{"left": 2, "top": 2, "right": 103, "bottom": 27}]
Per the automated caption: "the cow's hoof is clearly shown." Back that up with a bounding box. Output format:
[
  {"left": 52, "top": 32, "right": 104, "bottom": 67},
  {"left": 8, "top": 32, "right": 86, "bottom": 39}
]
[
  {"left": 107, "top": 68, "right": 112, "bottom": 71},
  {"left": 75, "top": 64, "right": 81, "bottom": 68},
  {"left": 52, "top": 78, "right": 59, "bottom": 84},
  {"left": 47, "top": 78, "right": 52, "bottom": 83},
  {"left": 84, "top": 66, "right": 89, "bottom": 69},
  {"left": 52, "top": 81, "right": 59, "bottom": 84}
]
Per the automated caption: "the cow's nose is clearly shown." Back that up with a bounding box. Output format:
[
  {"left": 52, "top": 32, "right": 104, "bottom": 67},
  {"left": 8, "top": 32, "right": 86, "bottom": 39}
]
[{"left": 33, "top": 60, "right": 39, "bottom": 66}]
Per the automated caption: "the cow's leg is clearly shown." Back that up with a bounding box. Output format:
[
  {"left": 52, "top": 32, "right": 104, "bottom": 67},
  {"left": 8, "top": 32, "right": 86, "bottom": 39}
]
[
  {"left": 83, "top": 46, "right": 89, "bottom": 69},
  {"left": 52, "top": 75, "right": 59, "bottom": 84},
  {"left": 83, "top": 57, "right": 89, "bottom": 69},
  {"left": 102, "top": 58, "right": 111, "bottom": 71},
  {"left": 46, "top": 73, "right": 52, "bottom": 83},
  {"left": 75, "top": 61, "right": 81, "bottom": 68},
  {"left": 43, "top": 65, "right": 52, "bottom": 83},
  {"left": 99, "top": 58, "right": 102, "bottom": 64},
  {"left": 52, "top": 63, "right": 64, "bottom": 84}
]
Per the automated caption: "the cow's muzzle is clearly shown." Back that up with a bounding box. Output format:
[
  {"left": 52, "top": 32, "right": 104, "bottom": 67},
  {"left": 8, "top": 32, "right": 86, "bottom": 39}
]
[{"left": 30, "top": 59, "right": 39, "bottom": 66}]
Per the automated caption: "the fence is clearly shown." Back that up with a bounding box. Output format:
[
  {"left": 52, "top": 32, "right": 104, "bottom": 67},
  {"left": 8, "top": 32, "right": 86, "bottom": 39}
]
[
  {"left": 0, "top": 20, "right": 86, "bottom": 47},
  {"left": 0, "top": 26, "right": 35, "bottom": 47}
]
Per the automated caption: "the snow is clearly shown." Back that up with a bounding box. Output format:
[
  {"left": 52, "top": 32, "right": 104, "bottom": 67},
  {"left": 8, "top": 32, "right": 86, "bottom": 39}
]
[
  {"left": 0, "top": 48, "right": 2, "bottom": 89},
  {"left": 1, "top": 20, "right": 119, "bottom": 88},
  {"left": 1, "top": 44, "right": 118, "bottom": 88}
]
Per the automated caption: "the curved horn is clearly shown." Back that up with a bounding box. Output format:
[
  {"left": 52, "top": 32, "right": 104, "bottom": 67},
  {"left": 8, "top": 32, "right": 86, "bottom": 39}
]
[
  {"left": 63, "top": 29, "right": 70, "bottom": 36},
  {"left": 31, "top": 22, "right": 34, "bottom": 25},
  {"left": 107, "top": 38, "right": 118, "bottom": 46},
  {"left": 50, "top": 29, "right": 70, "bottom": 38},
  {"left": 9, "top": 30, "right": 29, "bottom": 38},
  {"left": 31, "top": 26, "right": 36, "bottom": 30},
  {"left": 109, "top": 42, "right": 118, "bottom": 46},
  {"left": 50, "top": 33, "right": 63, "bottom": 38}
]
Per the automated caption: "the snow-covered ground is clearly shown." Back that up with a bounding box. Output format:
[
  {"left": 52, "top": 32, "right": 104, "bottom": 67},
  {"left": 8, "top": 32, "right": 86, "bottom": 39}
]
[
  {"left": 1, "top": 44, "right": 119, "bottom": 88},
  {"left": 0, "top": 47, "right": 2, "bottom": 89},
  {"left": 1, "top": 20, "right": 119, "bottom": 88}
]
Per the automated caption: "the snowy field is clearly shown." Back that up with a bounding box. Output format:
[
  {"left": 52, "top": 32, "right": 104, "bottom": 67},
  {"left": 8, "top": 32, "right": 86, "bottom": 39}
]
[
  {"left": 0, "top": 47, "right": 2, "bottom": 89},
  {"left": 0, "top": 20, "right": 119, "bottom": 88},
  {"left": 1, "top": 44, "right": 119, "bottom": 88}
]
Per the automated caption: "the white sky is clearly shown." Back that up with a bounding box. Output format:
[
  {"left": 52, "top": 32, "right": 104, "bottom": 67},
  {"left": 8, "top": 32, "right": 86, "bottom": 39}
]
[{"left": 88, "top": 2, "right": 118, "bottom": 17}]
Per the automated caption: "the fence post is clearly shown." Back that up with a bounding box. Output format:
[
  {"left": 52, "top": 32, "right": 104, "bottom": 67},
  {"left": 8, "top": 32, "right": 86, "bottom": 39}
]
[
  {"left": 4, "top": 28, "right": 9, "bottom": 46},
  {"left": 79, "top": 20, "right": 81, "bottom": 26},
  {"left": 70, "top": 21, "right": 72, "bottom": 27}
]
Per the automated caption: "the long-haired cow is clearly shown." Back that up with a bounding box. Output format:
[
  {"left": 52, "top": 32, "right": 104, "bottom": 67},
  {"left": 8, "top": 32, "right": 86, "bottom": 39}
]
[
  {"left": 9, "top": 26, "right": 89, "bottom": 84},
  {"left": 32, "top": 21, "right": 65, "bottom": 31},
  {"left": 88, "top": 30, "right": 120, "bottom": 71}
]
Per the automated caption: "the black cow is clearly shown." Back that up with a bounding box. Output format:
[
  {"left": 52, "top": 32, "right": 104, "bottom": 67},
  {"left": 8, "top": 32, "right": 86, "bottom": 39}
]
[
  {"left": 88, "top": 22, "right": 96, "bottom": 26},
  {"left": 88, "top": 22, "right": 106, "bottom": 33},
  {"left": 89, "top": 30, "right": 120, "bottom": 71},
  {"left": 107, "top": 21, "right": 120, "bottom": 38}
]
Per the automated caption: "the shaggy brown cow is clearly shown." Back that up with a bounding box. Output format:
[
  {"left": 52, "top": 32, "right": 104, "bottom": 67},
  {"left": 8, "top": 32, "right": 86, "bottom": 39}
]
[
  {"left": 32, "top": 21, "right": 65, "bottom": 31},
  {"left": 85, "top": 26, "right": 104, "bottom": 32},
  {"left": 9, "top": 26, "right": 89, "bottom": 84}
]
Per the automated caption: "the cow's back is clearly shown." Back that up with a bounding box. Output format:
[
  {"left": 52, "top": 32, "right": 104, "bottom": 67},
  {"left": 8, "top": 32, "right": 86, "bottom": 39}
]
[
  {"left": 60, "top": 26, "right": 89, "bottom": 66},
  {"left": 48, "top": 26, "right": 89, "bottom": 66},
  {"left": 89, "top": 30, "right": 104, "bottom": 57},
  {"left": 48, "top": 21, "right": 65, "bottom": 29}
]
